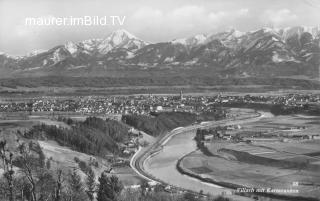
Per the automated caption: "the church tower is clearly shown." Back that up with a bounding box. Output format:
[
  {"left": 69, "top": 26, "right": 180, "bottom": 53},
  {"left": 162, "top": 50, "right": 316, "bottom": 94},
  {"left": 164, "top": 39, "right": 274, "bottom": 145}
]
[{"left": 180, "top": 90, "right": 183, "bottom": 100}]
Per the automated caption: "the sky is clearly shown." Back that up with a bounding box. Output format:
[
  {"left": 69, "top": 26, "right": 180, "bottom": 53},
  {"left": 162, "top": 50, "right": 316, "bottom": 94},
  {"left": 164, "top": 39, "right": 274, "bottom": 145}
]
[{"left": 0, "top": 0, "right": 320, "bottom": 55}]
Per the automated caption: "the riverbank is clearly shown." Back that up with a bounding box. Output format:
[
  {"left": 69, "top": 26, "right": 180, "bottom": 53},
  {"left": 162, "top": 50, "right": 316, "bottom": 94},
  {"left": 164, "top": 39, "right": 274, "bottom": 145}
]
[{"left": 177, "top": 151, "right": 319, "bottom": 201}]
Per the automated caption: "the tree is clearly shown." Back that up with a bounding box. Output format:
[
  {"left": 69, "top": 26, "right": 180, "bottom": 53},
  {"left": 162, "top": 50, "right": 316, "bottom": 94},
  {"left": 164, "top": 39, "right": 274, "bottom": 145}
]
[
  {"left": 1, "top": 138, "right": 60, "bottom": 201},
  {"left": 38, "top": 147, "right": 46, "bottom": 168},
  {"left": 183, "top": 192, "right": 197, "bottom": 201},
  {"left": 85, "top": 167, "right": 96, "bottom": 201},
  {"left": 37, "top": 170, "right": 56, "bottom": 201},
  {"left": 153, "top": 184, "right": 164, "bottom": 193},
  {"left": 46, "top": 159, "right": 51, "bottom": 170},
  {"left": 53, "top": 169, "right": 63, "bottom": 201},
  {"left": 199, "top": 190, "right": 204, "bottom": 195},
  {"left": 14, "top": 176, "right": 30, "bottom": 201},
  {"left": 97, "top": 173, "right": 123, "bottom": 201},
  {"left": 212, "top": 196, "right": 230, "bottom": 201},
  {"left": 67, "top": 170, "right": 87, "bottom": 201},
  {"left": 0, "top": 140, "right": 15, "bottom": 201},
  {"left": 140, "top": 181, "right": 150, "bottom": 196},
  {"left": 18, "top": 143, "right": 38, "bottom": 201}
]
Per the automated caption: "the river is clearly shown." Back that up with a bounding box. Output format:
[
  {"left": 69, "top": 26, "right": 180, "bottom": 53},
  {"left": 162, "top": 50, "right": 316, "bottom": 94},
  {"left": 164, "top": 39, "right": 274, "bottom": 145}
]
[{"left": 143, "top": 110, "right": 274, "bottom": 198}]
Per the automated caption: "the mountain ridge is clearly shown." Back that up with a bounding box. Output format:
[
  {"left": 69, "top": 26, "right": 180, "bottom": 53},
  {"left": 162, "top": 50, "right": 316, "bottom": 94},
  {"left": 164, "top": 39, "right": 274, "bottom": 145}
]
[{"left": 0, "top": 26, "right": 319, "bottom": 79}]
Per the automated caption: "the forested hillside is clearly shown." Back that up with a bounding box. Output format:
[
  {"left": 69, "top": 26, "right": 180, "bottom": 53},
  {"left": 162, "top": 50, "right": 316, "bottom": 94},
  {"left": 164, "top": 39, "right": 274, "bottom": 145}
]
[
  {"left": 24, "top": 117, "right": 129, "bottom": 156},
  {"left": 122, "top": 112, "right": 197, "bottom": 136}
]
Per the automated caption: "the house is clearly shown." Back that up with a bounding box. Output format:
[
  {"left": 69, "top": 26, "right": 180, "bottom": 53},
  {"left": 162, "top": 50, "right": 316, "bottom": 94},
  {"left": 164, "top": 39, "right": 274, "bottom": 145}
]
[
  {"left": 148, "top": 181, "right": 159, "bottom": 186},
  {"left": 204, "top": 135, "right": 214, "bottom": 141}
]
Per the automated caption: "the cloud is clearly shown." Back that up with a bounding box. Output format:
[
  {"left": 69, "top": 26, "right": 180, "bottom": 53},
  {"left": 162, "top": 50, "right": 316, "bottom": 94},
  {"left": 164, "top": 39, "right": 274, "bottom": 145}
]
[
  {"left": 171, "top": 5, "right": 205, "bottom": 18},
  {"left": 238, "top": 8, "right": 249, "bottom": 16},
  {"left": 208, "top": 11, "right": 227, "bottom": 21},
  {"left": 130, "top": 5, "right": 250, "bottom": 37},
  {"left": 131, "top": 5, "right": 209, "bottom": 26},
  {"left": 262, "top": 9, "right": 298, "bottom": 26},
  {"left": 131, "top": 7, "right": 163, "bottom": 23}
]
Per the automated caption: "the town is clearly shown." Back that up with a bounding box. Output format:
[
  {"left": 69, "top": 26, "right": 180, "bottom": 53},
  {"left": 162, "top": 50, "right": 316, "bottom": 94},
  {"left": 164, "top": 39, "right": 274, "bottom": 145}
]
[{"left": 1, "top": 93, "right": 319, "bottom": 116}]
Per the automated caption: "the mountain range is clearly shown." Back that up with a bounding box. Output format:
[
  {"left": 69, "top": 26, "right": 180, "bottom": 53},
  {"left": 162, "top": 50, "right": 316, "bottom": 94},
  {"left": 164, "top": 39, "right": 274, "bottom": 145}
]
[{"left": 0, "top": 26, "right": 319, "bottom": 79}]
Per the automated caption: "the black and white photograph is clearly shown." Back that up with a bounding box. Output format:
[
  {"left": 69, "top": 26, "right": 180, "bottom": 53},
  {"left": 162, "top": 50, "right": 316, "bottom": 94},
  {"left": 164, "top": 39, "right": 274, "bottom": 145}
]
[{"left": 0, "top": 0, "right": 320, "bottom": 200}]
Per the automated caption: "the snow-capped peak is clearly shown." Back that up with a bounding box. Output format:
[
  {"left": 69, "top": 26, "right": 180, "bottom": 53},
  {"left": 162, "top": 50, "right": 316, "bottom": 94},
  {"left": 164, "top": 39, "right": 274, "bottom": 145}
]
[
  {"left": 111, "top": 29, "right": 137, "bottom": 39},
  {"left": 97, "top": 29, "right": 147, "bottom": 54},
  {"left": 262, "top": 27, "right": 276, "bottom": 33},
  {"left": 64, "top": 41, "right": 79, "bottom": 55},
  {"left": 172, "top": 34, "right": 207, "bottom": 46},
  {"left": 78, "top": 39, "right": 102, "bottom": 52},
  {"left": 280, "top": 26, "right": 320, "bottom": 39},
  {"left": 26, "top": 49, "right": 47, "bottom": 57},
  {"left": 230, "top": 29, "right": 245, "bottom": 38},
  {"left": 0, "top": 52, "right": 21, "bottom": 59},
  {"left": 106, "top": 29, "right": 139, "bottom": 46},
  {"left": 248, "top": 27, "right": 278, "bottom": 35}
]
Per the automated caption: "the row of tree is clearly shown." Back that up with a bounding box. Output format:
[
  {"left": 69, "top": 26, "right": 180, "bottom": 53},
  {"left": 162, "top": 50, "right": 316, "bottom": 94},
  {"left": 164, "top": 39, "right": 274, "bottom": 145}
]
[{"left": 270, "top": 104, "right": 320, "bottom": 116}]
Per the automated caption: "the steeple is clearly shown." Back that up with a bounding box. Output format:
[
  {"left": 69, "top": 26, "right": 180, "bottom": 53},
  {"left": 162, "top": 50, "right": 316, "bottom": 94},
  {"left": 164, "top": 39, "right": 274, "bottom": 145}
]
[{"left": 180, "top": 90, "right": 183, "bottom": 101}]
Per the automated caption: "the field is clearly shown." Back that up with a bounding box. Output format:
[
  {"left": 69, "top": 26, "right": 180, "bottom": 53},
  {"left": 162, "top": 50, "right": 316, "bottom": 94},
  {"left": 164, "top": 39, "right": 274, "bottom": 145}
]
[
  {"left": 227, "top": 115, "right": 320, "bottom": 167},
  {"left": 181, "top": 152, "right": 320, "bottom": 198},
  {"left": 181, "top": 113, "right": 320, "bottom": 199},
  {"left": 239, "top": 114, "right": 320, "bottom": 134}
]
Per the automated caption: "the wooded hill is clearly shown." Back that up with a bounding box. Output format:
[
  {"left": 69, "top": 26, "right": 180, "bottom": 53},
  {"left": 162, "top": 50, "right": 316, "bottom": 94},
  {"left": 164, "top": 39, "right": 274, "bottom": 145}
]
[
  {"left": 24, "top": 117, "right": 129, "bottom": 156},
  {"left": 122, "top": 112, "right": 197, "bottom": 136}
]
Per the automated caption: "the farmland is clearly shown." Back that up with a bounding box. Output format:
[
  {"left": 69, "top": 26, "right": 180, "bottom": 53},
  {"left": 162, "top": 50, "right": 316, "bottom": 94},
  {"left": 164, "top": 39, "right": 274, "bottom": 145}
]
[{"left": 180, "top": 114, "right": 320, "bottom": 200}]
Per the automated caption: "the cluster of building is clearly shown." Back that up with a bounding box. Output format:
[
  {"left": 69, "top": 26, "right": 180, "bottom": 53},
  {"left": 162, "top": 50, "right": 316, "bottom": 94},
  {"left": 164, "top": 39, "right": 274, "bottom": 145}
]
[
  {"left": 0, "top": 93, "right": 319, "bottom": 115},
  {"left": 197, "top": 123, "right": 320, "bottom": 144},
  {"left": 0, "top": 92, "right": 215, "bottom": 115},
  {"left": 208, "top": 93, "right": 320, "bottom": 106}
]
